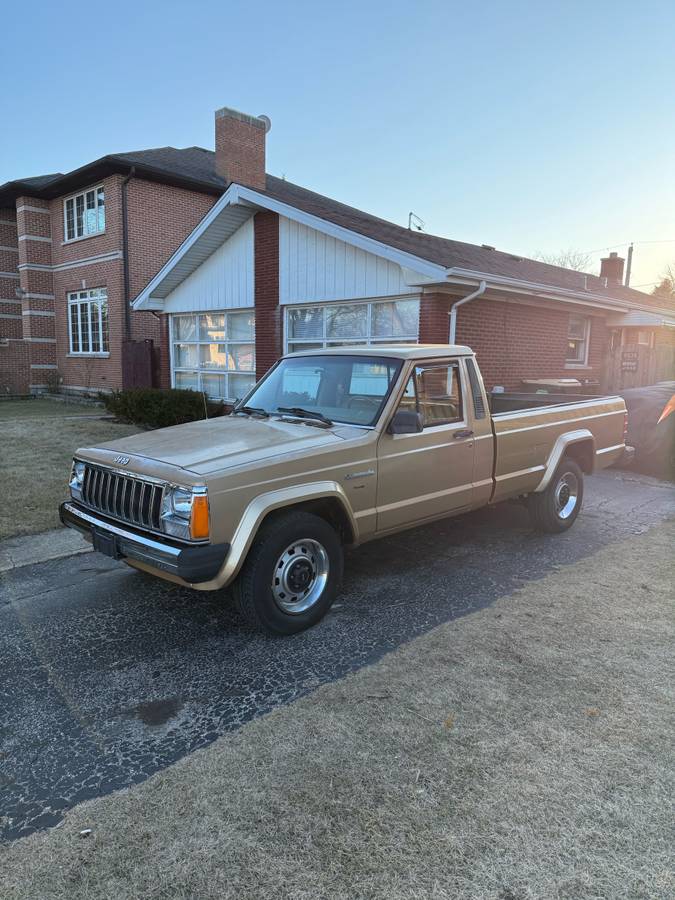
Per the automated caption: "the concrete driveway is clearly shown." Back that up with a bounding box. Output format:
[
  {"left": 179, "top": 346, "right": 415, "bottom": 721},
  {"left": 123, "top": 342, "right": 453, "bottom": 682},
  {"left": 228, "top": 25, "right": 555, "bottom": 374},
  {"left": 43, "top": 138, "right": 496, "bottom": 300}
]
[{"left": 1, "top": 469, "right": 673, "bottom": 842}]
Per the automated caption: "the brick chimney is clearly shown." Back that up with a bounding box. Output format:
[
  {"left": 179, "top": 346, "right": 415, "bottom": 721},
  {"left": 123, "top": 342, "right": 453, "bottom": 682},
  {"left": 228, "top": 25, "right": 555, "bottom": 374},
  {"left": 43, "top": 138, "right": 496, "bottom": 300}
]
[
  {"left": 600, "top": 251, "right": 625, "bottom": 286},
  {"left": 214, "top": 106, "right": 269, "bottom": 190}
]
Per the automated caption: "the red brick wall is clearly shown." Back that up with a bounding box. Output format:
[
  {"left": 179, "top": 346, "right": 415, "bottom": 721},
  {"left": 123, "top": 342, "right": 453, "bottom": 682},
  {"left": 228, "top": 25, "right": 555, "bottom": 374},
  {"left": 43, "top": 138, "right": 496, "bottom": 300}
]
[
  {"left": 254, "top": 211, "right": 281, "bottom": 379},
  {"left": 419, "top": 294, "right": 608, "bottom": 390},
  {"left": 0, "top": 340, "right": 30, "bottom": 396},
  {"left": 126, "top": 178, "right": 216, "bottom": 389},
  {"left": 419, "top": 293, "right": 452, "bottom": 344},
  {"left": 0, "top": 207, "right": 21, "bottom": 351}
]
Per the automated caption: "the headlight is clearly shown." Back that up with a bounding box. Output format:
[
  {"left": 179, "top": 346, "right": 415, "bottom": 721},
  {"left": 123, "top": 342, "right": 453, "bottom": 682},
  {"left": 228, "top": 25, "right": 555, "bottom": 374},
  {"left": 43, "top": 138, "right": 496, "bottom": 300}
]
[
  {"left": 69, "top": 460, "right": 85, "bottom": 500},
  {"left": 160, "top": 486, "right": 209, "bottom": 541}
]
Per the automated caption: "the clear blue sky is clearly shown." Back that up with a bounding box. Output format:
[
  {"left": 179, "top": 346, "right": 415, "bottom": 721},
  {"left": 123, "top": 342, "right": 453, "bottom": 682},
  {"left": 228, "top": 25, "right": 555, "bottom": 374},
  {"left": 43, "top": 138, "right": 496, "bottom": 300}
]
[{"left": 2, "top": 0, "right": 674, "bottom": 290}]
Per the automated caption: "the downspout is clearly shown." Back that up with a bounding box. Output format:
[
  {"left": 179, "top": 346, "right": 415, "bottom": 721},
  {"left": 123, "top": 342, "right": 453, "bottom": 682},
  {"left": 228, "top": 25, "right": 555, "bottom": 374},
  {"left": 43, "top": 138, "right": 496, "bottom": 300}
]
[
  {"left": 121, "top": 166, "right": 136, "bottom": 339},
  {"left": 449, "top": 280, "right": 487, "bottom": 344}
]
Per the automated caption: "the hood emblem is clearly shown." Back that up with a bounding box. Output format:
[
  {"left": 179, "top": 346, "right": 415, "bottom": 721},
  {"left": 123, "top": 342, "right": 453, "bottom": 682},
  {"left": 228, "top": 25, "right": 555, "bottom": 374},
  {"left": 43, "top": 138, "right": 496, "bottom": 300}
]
[{"left": 113, "top": 455, "right": 130, "bottom": 465}]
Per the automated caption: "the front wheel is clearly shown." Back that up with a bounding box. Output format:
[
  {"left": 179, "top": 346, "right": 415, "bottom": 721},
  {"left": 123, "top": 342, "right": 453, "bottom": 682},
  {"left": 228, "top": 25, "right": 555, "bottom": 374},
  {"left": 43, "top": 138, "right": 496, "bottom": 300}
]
[
  {"left": 528, "top": 458, "right": 584, "bottom": 533},
  {"left": 233, "top": 510, "right": 343, "bottom": 634}
]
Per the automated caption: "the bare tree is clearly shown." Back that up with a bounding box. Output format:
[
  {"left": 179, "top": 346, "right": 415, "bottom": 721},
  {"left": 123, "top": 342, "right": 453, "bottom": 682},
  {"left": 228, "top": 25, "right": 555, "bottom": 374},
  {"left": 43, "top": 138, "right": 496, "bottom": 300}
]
[
  {"left": 652, "top": 263, "right": 675, "bottom": 301},
  {"left": 534, "top": 248, "right": 594, "bottom": 272}
]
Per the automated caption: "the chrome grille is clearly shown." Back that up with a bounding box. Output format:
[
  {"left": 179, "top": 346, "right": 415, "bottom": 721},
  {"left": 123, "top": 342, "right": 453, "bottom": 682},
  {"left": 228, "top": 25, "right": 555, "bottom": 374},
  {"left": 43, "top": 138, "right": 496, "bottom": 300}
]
[{"left": 81, "top": 465, "right": 164, "bottom": 531}]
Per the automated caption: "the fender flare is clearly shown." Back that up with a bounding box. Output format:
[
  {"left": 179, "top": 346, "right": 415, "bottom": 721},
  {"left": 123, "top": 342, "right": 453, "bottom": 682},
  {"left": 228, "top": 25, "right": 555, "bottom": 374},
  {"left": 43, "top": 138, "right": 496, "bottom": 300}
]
[
  {"left": 534, "top": 429, "right": 595, "bottom": 492},
  {"left": 193, "top": 481, "right": 358, "bottom": 590}
]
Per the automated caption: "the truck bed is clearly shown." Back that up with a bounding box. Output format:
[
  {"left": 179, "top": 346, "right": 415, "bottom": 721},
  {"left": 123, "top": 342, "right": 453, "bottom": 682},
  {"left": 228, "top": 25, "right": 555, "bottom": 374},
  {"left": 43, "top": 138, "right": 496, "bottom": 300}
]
[{"left": 488, "top": 393, "right": 626, "bottom": 502}]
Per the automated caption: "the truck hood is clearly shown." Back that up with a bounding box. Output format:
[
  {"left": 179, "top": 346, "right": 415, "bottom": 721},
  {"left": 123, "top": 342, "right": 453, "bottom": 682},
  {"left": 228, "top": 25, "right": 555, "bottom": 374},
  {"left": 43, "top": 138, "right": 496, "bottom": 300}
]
[{"left": 83, "top": 415, "right": 345, "bottom": 477}]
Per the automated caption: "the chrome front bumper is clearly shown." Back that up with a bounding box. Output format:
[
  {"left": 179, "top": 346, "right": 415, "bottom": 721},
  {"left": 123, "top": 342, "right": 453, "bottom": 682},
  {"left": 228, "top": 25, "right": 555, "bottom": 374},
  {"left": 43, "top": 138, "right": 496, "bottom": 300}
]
[{"left": 59, "top": 501, "right": 228, "bottom": 583}]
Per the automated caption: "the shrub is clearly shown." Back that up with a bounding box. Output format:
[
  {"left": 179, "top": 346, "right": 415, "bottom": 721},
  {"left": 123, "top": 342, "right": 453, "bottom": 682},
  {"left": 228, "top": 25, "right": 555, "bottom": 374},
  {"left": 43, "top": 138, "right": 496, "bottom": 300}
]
[{"left": 101, "top": 388, "right": 228, "bottom": 428}]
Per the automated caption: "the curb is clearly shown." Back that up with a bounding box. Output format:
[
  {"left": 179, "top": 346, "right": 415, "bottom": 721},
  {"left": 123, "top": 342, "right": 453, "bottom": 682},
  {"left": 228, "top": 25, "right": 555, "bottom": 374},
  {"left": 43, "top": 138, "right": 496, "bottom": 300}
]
[{"left": 0, "top": 528, "right": 91, "bottom": 574}]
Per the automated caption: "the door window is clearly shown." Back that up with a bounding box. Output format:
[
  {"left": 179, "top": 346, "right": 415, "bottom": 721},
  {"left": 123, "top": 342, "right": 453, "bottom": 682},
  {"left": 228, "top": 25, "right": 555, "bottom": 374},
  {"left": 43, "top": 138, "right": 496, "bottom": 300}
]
[{"left": 395, "top": 362, "right": 463, "bottom": 427}]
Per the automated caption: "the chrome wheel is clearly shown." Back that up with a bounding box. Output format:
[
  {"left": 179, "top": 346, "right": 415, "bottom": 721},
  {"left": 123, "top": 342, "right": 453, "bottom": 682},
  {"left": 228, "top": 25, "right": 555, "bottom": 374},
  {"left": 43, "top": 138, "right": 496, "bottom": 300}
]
[
  {"left": 271, "top": 538, "right": 329, "bottom": 614},
  {"left": 554, "top": 471, "right": 579, "bottom": 519}
]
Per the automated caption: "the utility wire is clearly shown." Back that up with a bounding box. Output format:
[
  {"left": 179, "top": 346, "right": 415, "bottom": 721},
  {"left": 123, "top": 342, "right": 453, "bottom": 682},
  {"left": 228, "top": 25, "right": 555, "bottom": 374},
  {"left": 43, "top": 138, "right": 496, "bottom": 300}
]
[{"left": 583, "top": 239, "right": 675, "bottom": 254}]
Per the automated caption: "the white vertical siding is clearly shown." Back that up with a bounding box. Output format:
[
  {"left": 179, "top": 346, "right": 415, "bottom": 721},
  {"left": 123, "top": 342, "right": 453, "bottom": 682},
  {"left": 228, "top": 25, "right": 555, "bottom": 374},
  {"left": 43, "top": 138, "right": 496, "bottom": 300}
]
[
  {"left": 163, "top": 217, "right": 254, "bottom": 313},
  {"left": 279, "top": 216, "right": 413, "bottom": 304}
]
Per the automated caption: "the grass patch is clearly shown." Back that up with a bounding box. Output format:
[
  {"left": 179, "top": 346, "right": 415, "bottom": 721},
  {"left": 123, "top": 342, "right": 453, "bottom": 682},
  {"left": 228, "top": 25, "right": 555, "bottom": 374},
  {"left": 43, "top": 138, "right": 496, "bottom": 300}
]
[
  {"left": 0, "top": 399, "right": 103, "bottom": 420},
  {"left": 0, "top": 413, "right": 139, "bottom": 539},
  {"left": 1, "top": 522, "right": 673, "bottom": 899}
]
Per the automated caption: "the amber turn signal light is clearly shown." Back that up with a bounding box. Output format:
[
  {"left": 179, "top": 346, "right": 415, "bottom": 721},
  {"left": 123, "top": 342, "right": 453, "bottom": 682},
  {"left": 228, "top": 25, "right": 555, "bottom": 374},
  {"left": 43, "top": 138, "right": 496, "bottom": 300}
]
[{"left": 190, "top": 494, "right": 210, "bottom": 540}]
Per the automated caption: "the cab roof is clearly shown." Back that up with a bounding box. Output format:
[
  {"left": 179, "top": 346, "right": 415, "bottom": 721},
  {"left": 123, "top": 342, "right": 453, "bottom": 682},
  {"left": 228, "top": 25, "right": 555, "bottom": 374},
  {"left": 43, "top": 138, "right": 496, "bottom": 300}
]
[{"left": 283, "top": 344, "right": 473, "bottom": 360}]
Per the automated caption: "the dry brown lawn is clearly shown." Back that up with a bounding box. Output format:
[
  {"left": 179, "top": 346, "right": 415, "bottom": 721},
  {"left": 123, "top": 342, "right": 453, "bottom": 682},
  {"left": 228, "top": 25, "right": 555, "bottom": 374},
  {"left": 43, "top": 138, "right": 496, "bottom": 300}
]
[
  {"left": 1, "top": 521, "right": 673, "bottom": 899},
  {"left": 0, "top": 406, "right": 139, "bottom": 539}
]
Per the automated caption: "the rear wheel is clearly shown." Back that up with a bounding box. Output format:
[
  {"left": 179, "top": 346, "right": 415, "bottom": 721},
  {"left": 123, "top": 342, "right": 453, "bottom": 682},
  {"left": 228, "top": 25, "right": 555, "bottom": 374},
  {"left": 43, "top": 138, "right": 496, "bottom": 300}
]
[
  {"left": 233, "top": 510, "right": 343, "bottom": 634},
  {"left": 528, "top": 458, "right": 584, "bottom": 533}
]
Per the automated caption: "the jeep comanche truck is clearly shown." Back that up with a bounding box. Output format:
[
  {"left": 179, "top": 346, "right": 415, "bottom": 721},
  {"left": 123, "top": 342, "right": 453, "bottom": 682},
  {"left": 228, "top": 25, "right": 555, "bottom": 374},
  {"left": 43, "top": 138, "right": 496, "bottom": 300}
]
[{"left": 60, "top": 345, "right": 631, "bottom": 634}]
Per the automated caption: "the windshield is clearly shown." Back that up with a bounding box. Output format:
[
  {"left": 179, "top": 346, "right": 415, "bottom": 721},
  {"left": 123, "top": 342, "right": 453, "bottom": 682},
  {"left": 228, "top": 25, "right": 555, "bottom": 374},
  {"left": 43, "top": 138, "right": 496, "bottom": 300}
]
[{"left": 240, "top": 355, "right": 403, "bottom": 426}]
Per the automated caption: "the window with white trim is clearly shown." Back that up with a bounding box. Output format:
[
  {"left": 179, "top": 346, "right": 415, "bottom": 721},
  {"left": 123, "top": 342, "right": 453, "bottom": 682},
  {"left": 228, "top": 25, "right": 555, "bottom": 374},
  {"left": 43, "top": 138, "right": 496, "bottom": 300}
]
[
  {"left": 565, "top": 314, "right": 590, "bottom": 365},
  {"left": 171, "top": 311, "right": 256, "bottom": 401},
  {"left": 286, "top": 298, "right": 420, "bottom": 353},
  {"left": 68, "top": 289, "right": 109, "bottom": 354},
  {"left": 64, "top": 185, "right": 105, "bottom": 241}
]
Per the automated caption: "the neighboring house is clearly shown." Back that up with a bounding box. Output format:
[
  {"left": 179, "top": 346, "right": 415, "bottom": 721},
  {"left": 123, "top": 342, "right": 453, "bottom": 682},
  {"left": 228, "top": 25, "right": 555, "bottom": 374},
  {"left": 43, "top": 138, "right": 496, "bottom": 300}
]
[
  {"left": 0, "top": 151, "right": 220, "bottom": 395},
  {"left": 2, "top": 105, "right": 673, "bottom": 398}
]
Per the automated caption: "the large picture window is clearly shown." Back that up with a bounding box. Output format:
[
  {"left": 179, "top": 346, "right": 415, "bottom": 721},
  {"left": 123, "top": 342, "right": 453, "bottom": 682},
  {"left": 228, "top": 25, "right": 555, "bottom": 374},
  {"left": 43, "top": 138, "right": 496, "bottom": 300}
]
[
  {"left": 68, "top": 289, "right": 109, "bottom": 355},
  {"left": 64, "top": 186, "right": 105, "bottom": 241},
  {"left": 566, "top": 314, "right": 590, "bottom": 365},
  {"left": 171, "top": 311, "right": 256, "bottom": 401},
  {"left": 286, "top": 298, "right": 419, "bottom": 353}
]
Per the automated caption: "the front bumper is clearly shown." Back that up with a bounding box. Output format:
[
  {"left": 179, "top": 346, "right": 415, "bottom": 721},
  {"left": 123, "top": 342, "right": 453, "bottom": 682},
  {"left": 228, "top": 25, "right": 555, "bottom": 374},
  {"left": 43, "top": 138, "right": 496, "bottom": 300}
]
[{"left": 59, "top": 501, "right": 229, "bottom": 583}]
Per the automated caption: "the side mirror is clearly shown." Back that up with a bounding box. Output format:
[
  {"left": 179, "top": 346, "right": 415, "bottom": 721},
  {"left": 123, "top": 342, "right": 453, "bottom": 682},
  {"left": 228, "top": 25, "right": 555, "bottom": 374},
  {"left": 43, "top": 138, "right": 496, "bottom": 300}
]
[{"left": 388, "top": 409, "right": 423, "bottom": 435}]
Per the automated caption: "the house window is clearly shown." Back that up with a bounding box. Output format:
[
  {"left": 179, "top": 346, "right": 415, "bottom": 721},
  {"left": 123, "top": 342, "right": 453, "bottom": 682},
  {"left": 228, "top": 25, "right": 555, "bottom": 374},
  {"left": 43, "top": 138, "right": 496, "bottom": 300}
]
[
  {"left": 565, "top": 314, "right": 591, "bottom": 366},
  {"left": 68, "top": 289, "right": 109, "bottom": 354},
  {"left": 171, "top": 310, "right": 255, "bottom": 401},
  {"left": 285, "top": 298, "right": 420, "bottom": 353},
  {"left": 64, "top": 186, "right": 105, "bottom": 241}
]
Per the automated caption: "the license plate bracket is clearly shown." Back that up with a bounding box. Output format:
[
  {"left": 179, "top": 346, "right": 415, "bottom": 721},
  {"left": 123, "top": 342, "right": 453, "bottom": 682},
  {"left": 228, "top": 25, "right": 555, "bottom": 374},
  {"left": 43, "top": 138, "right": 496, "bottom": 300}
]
[{"left": 92, "top": 527, "right": 121, "bottom": 560}]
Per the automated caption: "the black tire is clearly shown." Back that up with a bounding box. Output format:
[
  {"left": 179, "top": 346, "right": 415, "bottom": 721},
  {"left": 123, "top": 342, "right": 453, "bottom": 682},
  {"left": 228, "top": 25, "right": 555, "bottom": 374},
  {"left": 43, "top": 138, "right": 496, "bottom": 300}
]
[
  {"left": 233, "top": 510, "right": 343, "bottom": 635},
  {"left": 528, "top": 458, "right": 584, "bottom": 534}
]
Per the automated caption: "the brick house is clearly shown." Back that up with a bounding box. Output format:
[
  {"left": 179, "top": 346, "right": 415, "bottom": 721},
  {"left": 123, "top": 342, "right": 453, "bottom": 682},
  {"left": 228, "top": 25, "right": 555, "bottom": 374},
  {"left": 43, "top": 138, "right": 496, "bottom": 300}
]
[
  {"left": 2, "top": 106, "right": 673, "bottom": 399},
  {"left": 0, "top": 153, "right": 219, "bottom": 395}
]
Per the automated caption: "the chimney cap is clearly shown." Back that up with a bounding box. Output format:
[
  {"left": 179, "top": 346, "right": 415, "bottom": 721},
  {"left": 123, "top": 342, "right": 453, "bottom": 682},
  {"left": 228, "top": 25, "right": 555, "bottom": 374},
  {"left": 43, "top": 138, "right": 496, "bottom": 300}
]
[{"left": 214, "top": 106, "right": 271, "bottom": 132}]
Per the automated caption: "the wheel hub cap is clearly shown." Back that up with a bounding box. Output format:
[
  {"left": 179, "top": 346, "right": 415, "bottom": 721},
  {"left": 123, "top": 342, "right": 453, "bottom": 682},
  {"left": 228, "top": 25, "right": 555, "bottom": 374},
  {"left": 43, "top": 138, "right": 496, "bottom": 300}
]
[
  {"left": 555, "top": 472, "right": 579, "bottom": 519},
  {"left": 271, "top": 539, "right": 329, "bottom": 614}
]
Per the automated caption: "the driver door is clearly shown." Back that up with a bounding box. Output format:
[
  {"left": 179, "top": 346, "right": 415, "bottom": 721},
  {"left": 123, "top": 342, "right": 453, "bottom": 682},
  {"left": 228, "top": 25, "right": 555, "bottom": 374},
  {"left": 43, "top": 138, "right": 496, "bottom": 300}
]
[{"left": 376, "top": 359, "right": 475, "bottom": 531}]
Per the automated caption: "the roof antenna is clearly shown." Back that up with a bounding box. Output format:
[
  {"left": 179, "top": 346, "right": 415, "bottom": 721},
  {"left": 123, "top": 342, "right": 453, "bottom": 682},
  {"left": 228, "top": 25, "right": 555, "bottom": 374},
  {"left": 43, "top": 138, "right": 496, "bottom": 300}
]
[{"left": 408, "top": 212, "right": 425, "bottom": 232}]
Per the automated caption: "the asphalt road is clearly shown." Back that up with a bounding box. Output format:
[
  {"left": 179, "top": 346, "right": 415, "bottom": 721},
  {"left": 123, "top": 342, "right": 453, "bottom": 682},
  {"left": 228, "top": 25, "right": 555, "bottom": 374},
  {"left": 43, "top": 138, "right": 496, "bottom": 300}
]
[{"left": 1, "top": 470, "right": 673, "bottom": 842}]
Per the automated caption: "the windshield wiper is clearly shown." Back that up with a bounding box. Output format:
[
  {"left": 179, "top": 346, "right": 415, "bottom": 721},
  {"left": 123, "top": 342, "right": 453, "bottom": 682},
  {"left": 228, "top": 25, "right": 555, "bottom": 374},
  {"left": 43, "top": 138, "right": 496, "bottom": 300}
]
[
  {"left": 233, "top": 405, "right": 269, "bottom": 418},
  {"left": 277, "top": 406, "right": 333, "bottom": 426}
]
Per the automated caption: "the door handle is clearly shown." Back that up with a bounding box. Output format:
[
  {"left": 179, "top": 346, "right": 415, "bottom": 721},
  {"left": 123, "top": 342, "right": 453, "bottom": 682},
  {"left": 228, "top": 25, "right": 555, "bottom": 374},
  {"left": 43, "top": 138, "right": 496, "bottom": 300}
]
[{"left": 453, "top": 429, "right": 474, "bottom": 439}]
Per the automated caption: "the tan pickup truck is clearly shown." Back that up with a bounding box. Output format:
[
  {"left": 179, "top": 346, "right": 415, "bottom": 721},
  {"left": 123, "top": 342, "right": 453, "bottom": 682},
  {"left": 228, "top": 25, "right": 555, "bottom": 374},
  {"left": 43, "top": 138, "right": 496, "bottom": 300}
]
[{"left": 61, "top": 345, "right": 631, "bottom": 633}]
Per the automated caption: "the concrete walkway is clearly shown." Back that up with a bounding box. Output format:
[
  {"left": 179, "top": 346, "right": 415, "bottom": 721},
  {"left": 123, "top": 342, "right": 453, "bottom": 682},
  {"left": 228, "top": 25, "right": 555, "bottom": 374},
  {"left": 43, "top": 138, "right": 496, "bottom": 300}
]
[{"left": 0, "top": 528, "right": 90, "bottom": 573}]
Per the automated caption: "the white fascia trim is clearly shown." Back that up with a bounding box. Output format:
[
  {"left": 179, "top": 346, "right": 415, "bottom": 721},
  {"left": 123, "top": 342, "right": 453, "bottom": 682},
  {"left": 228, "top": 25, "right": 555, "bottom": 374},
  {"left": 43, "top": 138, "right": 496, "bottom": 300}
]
[
  {"left": 30, "top": 363, "right": 58, "bottom": 369},
  {"left": 18, "top": 234, "right": 52, "bottom": 243},
  {"left": 443, "top": 268, "right": 675, "bottom": 317},
  {"left": 0, "top": 271, "right": 19, "bottom": 280},
  {"left": 16, "top": 205, "right": 50, "bottom": 214},
  {"left": 23, "top": 309, "right": 56, "bottom": 317},
  {"left": 0, "top": 245, "right": 19, "bottom": 253},
  {"left": 0, "top": 313, "right": 22, "bottom": 319},
  {"left": 132, "top": 183, "right": 446, "bottom": 311},
  {"left": 0, "top": 219, "right": 17, "bottom": 227}
]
